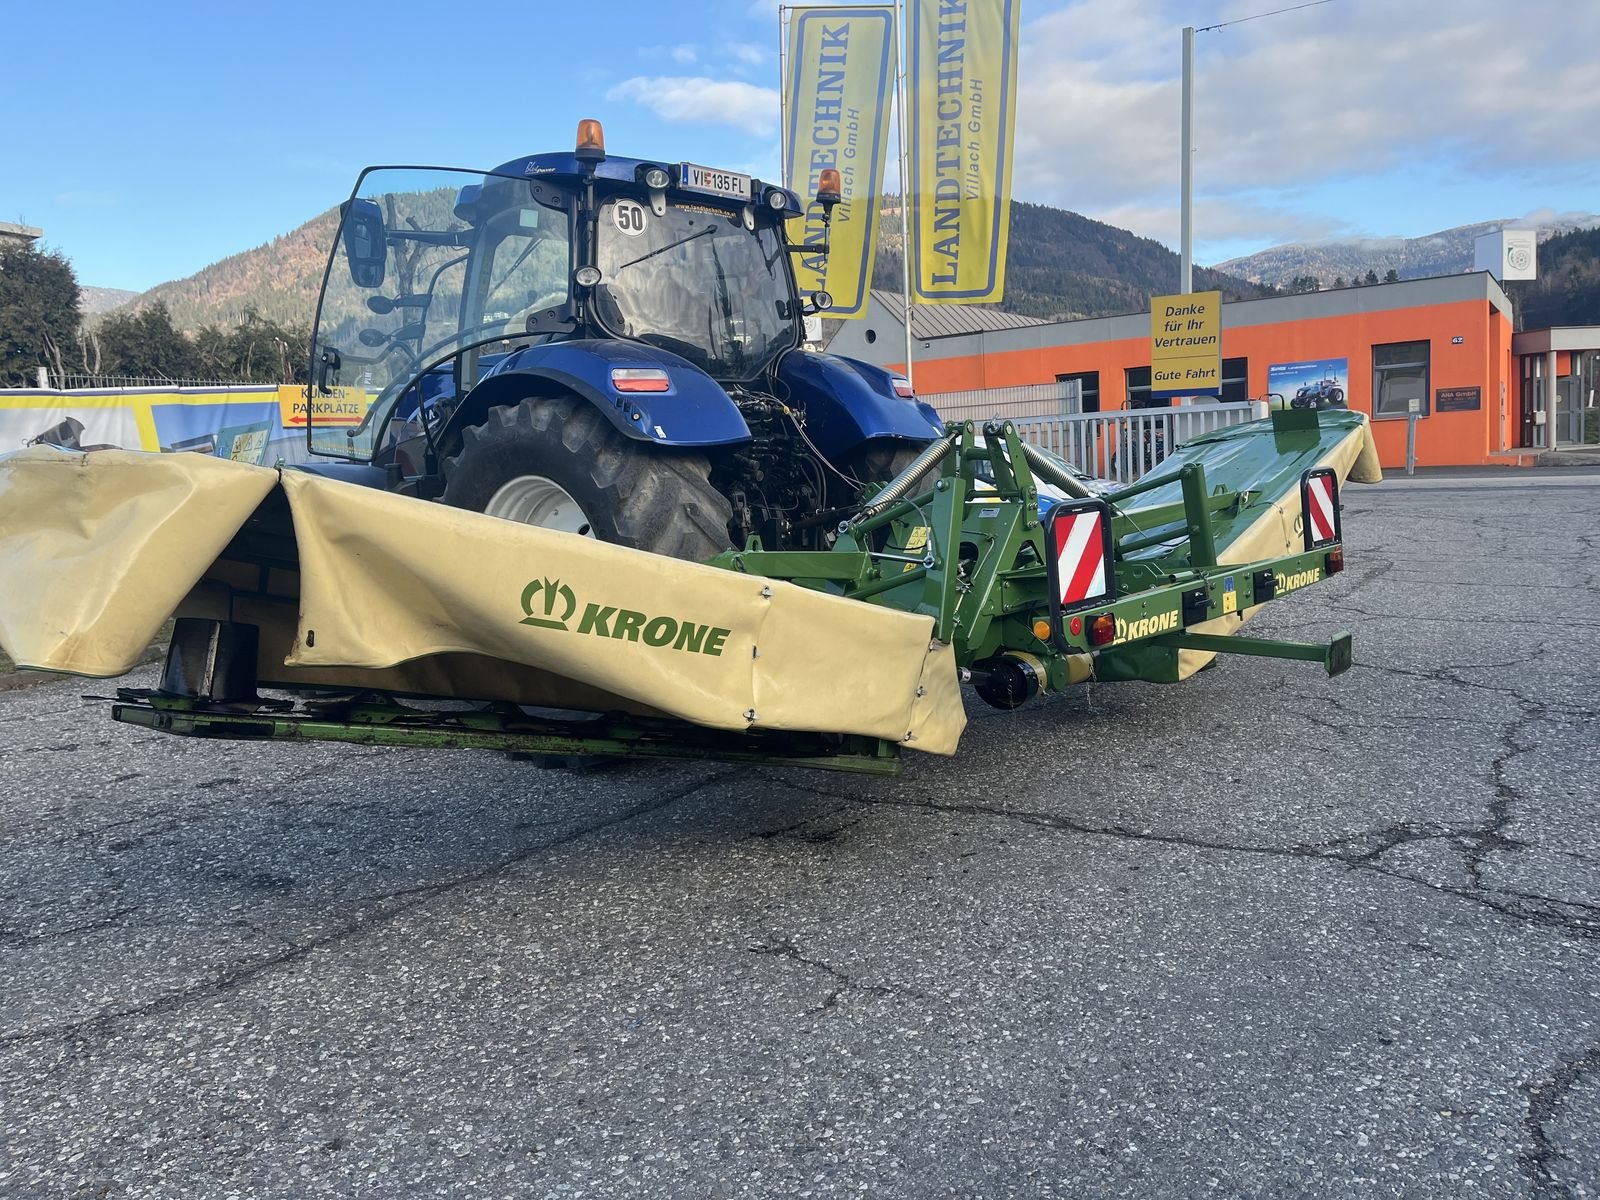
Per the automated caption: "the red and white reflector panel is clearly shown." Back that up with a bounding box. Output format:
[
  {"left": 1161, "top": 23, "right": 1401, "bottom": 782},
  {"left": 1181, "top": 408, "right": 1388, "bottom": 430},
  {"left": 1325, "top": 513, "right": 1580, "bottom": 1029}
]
[
  {"left": 1054, "top": 510, "right": 1109, "bottom": 605},
  {"left": 1044, "top": 499, "right": 1117, "bottom": 647},
  {"left": 1301, "top": 468, "right": 1341, "bottom": 549}
]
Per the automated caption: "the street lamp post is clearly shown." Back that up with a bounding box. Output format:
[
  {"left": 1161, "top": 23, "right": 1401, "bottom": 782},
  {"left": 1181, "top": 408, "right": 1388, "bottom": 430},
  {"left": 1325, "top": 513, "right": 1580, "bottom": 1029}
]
[{"left": 1180, "top": 24, "right": 1194, "bottom": 295}]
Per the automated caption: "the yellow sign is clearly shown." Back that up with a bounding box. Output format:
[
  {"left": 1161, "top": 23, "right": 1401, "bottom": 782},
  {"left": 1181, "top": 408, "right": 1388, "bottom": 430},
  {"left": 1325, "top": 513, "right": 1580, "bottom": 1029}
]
[
  {"left": 276, "top": 385, "right": 374, "bottom": 429},
  {"left": 1150, "top": 290, "right": 1222, "bottom": 396},
  {"left": 908, "top": 0, "right": 1020, "bottom": 304},
  {"left": 784, "top": 6, "right": 897, "bottom": 318}
]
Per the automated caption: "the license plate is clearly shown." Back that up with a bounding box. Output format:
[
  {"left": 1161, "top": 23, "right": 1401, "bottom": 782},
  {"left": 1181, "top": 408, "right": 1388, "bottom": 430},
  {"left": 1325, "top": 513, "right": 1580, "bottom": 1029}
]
[{"left": 679, "top": 163, "right": 751, "bottom": 200}]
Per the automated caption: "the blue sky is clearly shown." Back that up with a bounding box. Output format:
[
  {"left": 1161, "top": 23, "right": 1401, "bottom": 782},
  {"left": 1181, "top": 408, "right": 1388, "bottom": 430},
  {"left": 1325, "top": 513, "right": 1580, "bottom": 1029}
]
[{"left": 8, "top": 0, "right": 1598, "bottom": 293}]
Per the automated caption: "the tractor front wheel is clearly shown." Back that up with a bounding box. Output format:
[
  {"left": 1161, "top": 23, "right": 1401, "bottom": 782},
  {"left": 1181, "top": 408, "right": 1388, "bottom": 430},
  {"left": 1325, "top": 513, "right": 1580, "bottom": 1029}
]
[{"left": 440, "top": 394, "right": 734, "bottom": 562}]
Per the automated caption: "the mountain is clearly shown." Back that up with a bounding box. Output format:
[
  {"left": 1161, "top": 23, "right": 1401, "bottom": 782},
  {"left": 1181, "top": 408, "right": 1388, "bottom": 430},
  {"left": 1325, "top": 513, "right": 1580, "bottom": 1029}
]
[
  {"left": 870, "top": 199, "right": 1272, "bottom": 320},
  {"left": 122, "top": 208, "right": 343, "bottom": 333},
  {"left": 78, "top": 286, "right": 138, "bottom": 315},
  {"left": 120, "top": 197, "right": 1271, "bottom": 335},
  {"left": 1217, "top": 213, "right": 1600, "bottom": 288}
]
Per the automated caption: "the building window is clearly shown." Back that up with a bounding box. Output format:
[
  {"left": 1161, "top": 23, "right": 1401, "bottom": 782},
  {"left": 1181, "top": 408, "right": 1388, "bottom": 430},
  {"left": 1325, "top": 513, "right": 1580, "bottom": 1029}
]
[
  {"left": 1126, "top": 365, "right": 1165, "bottom": 409},
  {"left": 1220, "top": 357, "right": 1249, "bottom": 403},
  {"left": 1056, "top": 370, "right": 1100, "bottom": 413},
  {"left": 1373, "top": 341, "right": 1430, "bottom": 418}
]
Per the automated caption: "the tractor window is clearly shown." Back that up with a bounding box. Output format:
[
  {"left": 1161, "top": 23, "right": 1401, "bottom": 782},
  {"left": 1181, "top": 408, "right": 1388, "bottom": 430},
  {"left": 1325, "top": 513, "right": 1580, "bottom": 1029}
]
[
  {"left": 310, "top": 167, "right": 572, "bottom": 460},
  {"left": 593, "top": 199, "right": 799, "bottom": 382}
]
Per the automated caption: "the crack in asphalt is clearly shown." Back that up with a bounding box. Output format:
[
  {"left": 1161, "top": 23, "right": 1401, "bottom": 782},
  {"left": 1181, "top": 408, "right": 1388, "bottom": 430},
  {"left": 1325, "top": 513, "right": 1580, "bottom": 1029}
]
[
  {"left": 0, "top": 905, "right": 144, "bottom": 949},
  {"left": 1349, "top": 646, "right": 1593, "bottom": 718},
  {"left": 0, "top": 766, "right": 741, "bottom": 1048},
  {"left": 746, "top": 935, "right": 923, "bottom": 1013},
  {"left": 1521, "top": 1045, "right": 1600, "bottom": 1199},
  {"left": 755, "top": 691, "right": 1599, "bottom": 945}
]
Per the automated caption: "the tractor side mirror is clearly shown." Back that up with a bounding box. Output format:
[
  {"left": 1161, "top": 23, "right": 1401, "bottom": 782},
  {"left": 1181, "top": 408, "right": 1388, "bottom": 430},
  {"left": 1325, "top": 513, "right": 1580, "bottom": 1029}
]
[{"left": 341, "top": 198, "right": 388, "bottom": 289}]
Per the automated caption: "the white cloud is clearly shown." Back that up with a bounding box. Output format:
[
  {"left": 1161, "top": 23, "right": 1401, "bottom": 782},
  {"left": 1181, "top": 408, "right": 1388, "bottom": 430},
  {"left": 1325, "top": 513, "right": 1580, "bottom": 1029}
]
[
  {"left": 640, "top": 43, "right": 699, "bottom": 64},
  {"left": 1012, "top": 0, "right": 1600, "bottom": 242},
  {"left": 1089, "top": 197, "right": 1349, "bottom": 251},
  {"left": 724, "top": 41, "right": 769, "bottom": 66},
  {"left": 607, "top": 76, "right": 780, "bottom": 137}
]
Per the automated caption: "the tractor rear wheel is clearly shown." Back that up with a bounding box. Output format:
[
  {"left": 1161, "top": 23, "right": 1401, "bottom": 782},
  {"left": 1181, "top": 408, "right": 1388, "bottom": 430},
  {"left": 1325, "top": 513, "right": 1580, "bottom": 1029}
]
[
  {"left": 440, "top": 394, "right": 734, "bottom": 562},
  {"left": 846, "top": 439, "right": 939, "bottom": 503}
]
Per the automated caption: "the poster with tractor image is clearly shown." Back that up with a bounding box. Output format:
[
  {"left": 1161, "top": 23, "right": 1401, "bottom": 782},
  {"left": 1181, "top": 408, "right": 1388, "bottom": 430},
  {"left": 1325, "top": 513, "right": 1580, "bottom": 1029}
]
[{"left": 1269, "top": 358, "right": 1350, "bottom": 410}]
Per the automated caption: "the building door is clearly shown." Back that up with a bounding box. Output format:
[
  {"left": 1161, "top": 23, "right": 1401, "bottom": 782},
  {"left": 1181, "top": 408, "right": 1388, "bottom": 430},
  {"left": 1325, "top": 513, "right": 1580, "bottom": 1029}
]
[
  {"left": 1579, "top": 351, "right": 1600, "bottom": 446},
  {"left": 1519, "top": 357, "right": 1542, "bottom": 448}
]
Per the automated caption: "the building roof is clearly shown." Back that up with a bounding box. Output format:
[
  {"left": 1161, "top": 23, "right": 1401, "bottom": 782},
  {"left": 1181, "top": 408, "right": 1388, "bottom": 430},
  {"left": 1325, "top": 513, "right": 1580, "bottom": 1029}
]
[
  {"left": 868, "top": 289, "right": 1049, "bottom": 339},
  {"left": 1512, "top": 325, "right": 1600, "bottom": 354},
  {"left": 0, "top": 221, "right": 42, "bottom": 243},
  {"left": 828, "top": 271, "right": 1517, "bottom": 369}
]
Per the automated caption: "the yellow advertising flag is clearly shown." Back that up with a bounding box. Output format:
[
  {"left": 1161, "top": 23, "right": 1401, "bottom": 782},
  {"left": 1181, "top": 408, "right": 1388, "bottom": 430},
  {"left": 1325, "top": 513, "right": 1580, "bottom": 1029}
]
[
  {"left": 783, "top": 5, "right": 897, "bottom": 318},
  {"left": 909, "top": 0, "right": 1020, "bottom": 304},
  {"left": 1150, "top": 290, "right": 1222, "bottom": 396}
]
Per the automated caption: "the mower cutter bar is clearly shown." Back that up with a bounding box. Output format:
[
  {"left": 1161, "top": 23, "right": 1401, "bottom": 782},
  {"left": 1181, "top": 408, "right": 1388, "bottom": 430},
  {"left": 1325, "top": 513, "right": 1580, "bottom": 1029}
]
[{"left": 111, "top": 697, "right": 904, "bottom": 776}]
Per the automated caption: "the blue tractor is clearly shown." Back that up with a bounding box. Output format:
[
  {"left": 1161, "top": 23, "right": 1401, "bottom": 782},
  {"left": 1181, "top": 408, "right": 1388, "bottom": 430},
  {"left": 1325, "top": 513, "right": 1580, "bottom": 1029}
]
[{"left": 306, "top": 119, "right": 942, "bottom": 560}]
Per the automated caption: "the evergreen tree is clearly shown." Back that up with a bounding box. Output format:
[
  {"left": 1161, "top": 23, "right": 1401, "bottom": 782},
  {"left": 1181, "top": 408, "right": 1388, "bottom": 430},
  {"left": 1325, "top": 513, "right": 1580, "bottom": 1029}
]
[
  {"left": 96, "top": 302, "right": 202, "bottom": 379},
  {"left": 0, "top": 240, "right": 81, "bottom": 387},
  {"left": 1383, "top": 268, "right": 1400, "bottom": 283}
]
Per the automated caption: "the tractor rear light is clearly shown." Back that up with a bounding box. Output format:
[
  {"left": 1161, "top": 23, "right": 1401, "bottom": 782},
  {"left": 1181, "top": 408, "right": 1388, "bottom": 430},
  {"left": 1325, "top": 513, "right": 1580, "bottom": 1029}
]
[
  {"left": 1087, "top": 613, "right": 1116, "bottom": 647},
  {"left": 890, "top": 375, "right": 915, "bottom": 399},
  {"left": 1325, "top": 545, "right": 1345, "bottom": 575},
  {"left": 1068, "top": 615, "right": 1083, "bottom": 637},
  {"left": 611, "top": 368, "right": 670, "bottom": 393}
]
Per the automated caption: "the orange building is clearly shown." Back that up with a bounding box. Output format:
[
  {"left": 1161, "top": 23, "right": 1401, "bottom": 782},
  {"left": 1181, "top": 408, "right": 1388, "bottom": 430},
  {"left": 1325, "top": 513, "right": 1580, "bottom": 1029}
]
[{"left": 826, "top": 274, "right": 1598, "bottom": 469}]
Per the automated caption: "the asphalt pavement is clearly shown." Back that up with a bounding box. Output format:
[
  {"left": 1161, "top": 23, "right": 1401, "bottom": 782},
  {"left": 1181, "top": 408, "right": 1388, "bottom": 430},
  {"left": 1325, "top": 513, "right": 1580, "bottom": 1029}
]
[{"left": 2, "top": 470, "right": 1598, "bottom": 1198}]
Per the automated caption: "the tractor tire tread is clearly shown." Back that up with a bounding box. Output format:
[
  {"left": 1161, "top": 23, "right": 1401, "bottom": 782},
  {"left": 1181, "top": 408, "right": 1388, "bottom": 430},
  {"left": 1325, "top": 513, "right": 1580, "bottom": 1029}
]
[{"left": 440, "top": 394, "right": 734, "bottom": 562}]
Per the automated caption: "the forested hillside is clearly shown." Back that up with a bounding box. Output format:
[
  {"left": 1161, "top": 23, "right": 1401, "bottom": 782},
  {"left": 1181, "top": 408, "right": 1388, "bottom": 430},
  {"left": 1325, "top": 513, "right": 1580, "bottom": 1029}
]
[
  {"left": 130, "top": 209, "right": 343, "bottom": 332},
  {"left": 121, "top": 195, "right": 1271, "bottom": 335},
  {"left": 1504, "top": 226, "right": 1600, "bottom": 329},
  {"left": 870, "top": 199, "right": 1271, "bottom": 319}
]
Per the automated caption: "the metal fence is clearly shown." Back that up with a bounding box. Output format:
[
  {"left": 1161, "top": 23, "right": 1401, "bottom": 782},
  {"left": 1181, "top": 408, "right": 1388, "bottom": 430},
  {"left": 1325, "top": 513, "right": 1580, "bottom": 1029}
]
[
  {"left": 1011, "top": 402, "right": 1266, "bottom": 486},
  {"left": 925, "top": 380, "right": 1083, "bottom": 424},
  {"left": 57, "top": 375, "right": 247, "bottom": 390}
]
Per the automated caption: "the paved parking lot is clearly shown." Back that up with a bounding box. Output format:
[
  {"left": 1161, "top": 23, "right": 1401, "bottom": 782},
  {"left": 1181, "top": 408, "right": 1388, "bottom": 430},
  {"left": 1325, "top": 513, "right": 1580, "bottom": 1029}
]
[{"left": 2, "top": 470, "right": 1598, "bottom": 1198}]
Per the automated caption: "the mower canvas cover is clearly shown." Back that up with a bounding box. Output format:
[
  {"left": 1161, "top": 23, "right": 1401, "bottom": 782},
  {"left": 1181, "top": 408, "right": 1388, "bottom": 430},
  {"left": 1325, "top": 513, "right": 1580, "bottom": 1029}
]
[{"left": 0, "top": 447, "right": 965, "bottom": 755}]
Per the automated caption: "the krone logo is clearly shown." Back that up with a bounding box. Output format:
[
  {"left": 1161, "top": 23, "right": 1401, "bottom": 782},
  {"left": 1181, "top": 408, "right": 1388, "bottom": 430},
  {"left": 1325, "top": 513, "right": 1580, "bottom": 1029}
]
[
  {"left": 515, "top": 578, "right": 736, "bottom": 656},
  {"left": 1274, "top": 567, "right": 1323, "bottom": 594},
  {"left": 520, "top": 577, "right": 578, "bottom": 630},
  {"left": 1113, "top": 609, "right": 1182, "bottom": 645}
]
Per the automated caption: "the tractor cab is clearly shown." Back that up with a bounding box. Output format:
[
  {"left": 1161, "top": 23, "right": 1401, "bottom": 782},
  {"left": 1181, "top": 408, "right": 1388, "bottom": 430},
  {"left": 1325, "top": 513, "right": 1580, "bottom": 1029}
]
[{"left": 308, "top": 122, "right": 830, "bottom": 464}]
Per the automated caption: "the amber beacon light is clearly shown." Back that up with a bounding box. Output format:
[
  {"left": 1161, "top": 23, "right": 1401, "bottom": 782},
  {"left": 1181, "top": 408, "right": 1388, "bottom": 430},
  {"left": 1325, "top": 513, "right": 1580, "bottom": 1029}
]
[
  {"left": 816, "top": 167, "right": 842, "bottom": 207},
  {"left": 575, "top": 119, "right": 606, "bottom": 163}
]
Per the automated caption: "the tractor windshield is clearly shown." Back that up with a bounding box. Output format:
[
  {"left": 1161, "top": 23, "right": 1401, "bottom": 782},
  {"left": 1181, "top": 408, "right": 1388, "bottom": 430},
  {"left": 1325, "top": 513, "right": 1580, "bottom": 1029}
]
[
  {"left": 309, "top": 166, "right": 572, "bottom": 459},
  {"left": 593, "top": 199, "right": 798, "bottom": 381}
]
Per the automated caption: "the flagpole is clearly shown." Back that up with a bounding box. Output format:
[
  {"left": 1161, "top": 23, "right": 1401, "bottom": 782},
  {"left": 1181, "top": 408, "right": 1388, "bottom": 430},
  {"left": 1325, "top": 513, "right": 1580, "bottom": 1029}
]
[
  {"left": 778, "top": 6, "right": 789, "bottom": 173},
  {"left": 894, "top": 0, "right": 915, "bottom": 386}
]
